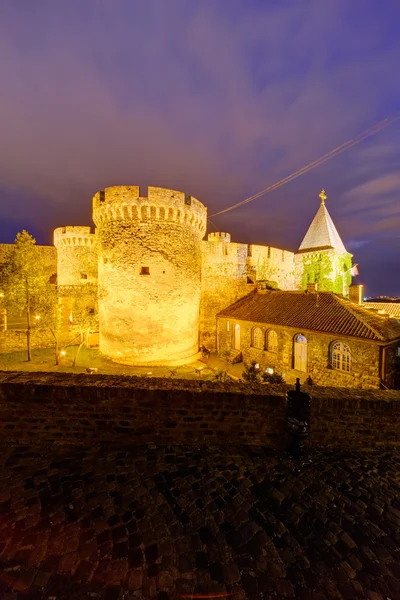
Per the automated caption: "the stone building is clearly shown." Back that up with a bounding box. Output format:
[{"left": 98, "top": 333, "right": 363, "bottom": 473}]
[
  {"left": 216, "top": 287, "right": 400, "bottom": 389},
  {"left": 0, "top": 185, "right": 359, "bottom": 367},
  {"left": 294, "top": 189, "right": 353, "bottom": 295}
]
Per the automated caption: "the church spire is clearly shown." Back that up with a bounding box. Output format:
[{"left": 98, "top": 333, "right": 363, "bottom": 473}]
[{"left": 298, "top": 189, "right": 347, "bottom": 253}]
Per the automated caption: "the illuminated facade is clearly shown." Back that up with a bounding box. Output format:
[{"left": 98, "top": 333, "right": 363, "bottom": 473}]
[{"left": 0, "top": 186, "right": 354, "bottom": 364}]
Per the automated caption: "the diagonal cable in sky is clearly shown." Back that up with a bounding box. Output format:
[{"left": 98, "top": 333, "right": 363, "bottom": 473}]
[{"left": 209, "top": 111, "right": 400, "bottom": 218}]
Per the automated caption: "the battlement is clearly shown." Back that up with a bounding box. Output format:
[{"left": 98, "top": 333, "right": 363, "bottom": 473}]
[
  {"left": 207, "top": 232, "right": 231, "bottom": 243},
  {"left": 54, "top": 226, "right": 96, "bottom": 247},
  {"left": 92, "top": 185, "right": 207, "bottom": 236}
]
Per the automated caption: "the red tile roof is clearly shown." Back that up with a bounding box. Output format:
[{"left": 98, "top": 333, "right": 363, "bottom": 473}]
[{"left": 217, "top": 290, "right": 400, "bottom": 342}]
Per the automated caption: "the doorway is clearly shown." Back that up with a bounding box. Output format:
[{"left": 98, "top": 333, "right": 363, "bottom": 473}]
[{"left": 294, "top": 334, "right": 308, "bottom": 372}]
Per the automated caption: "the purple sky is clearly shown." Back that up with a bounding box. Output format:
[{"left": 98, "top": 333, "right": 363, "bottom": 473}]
[{"left": 0, "top": 0, "right": 399, "bottom": 296}]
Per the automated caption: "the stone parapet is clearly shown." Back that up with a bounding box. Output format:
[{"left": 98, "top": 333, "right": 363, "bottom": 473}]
[
  {"left": 0, "top": 372, "right": 398, "bottom": 449},
  {"left": 54, "top": 226, "right": 96, "bottom": 247},
  {"left": 92, "top": 185, "right": 207, "bottom": 237}
]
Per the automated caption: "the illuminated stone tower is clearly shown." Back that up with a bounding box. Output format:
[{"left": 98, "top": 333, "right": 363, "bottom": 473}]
[
  {"left": 92, "top": 186, "right": 207, "bottom": 365},
  {"left": 54, "top": 226, "right": 98, "bottom": 327},
  {"left": 295, "top": 189, "right": 353, "bottom": 295},
  {"left": 53, "top": 226, "right": 97, "bottom": 286}
]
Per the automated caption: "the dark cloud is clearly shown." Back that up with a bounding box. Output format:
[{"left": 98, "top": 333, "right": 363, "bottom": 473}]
[{"left": 0, "top": 0, "right": 399, "bottom": 295}]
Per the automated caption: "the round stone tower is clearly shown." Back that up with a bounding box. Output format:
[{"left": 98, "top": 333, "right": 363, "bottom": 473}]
[
  {"left": 53, "top": 226, "right": 97, "bottom": 286},
  {"left": 92, "top": 185, "right": 207, "bottom": 365}
]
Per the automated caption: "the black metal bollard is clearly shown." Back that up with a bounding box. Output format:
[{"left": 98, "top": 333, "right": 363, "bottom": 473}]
[{"left": 285, "top": 378, "right": 311, "bottom": 459}]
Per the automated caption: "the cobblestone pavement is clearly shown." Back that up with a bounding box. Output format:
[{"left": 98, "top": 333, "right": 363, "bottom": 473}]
[{"left": 0, "top": 444, "right": 400, "bottom": 600}]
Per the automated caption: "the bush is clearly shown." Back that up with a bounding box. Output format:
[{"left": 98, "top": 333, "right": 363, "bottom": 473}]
[
  {"left": 242, "top": 361, "right": 263, "bottom": 383},
  {"left": 213, "top": 368, "right": 228, "bottom": 382},
  {"left": 262, "top": 372, "right": 284, "bottom": 384}
]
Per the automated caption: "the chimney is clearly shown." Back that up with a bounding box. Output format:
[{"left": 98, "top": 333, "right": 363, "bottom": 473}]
[
  {"left": 349, "top": 284, "right": 364, "bottom": 305},
  {"left": 307, "top": 283, "right": 318, "bottom": 293}
]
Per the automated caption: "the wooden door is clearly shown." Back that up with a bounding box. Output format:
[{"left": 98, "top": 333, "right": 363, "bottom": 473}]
[
  {"left": 234, "top": 324, "right": 241, "bottom": 350},
  {"left": 294, "top": 335, "right": 308, "bottom": 372}
]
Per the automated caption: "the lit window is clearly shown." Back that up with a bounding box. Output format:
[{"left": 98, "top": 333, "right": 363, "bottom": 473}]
[
  {"left": 227, "top": 321, "right": 230, "bottom": 332},
  {"left": 140, "top": 266, "right": 150, "bottom": 275},
  {"left": 266, "top": 330, "right": 278, "bottom": 352},
  {"left": 252, "top": 327, "right": 263, "bottom": 349},
  {"left": 331, "top": 341, "right": 351, "bottom": 372}
]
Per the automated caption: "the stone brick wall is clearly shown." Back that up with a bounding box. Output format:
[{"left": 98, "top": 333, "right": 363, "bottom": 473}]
[
  {"left": 0, "top": 328, "right": 75, "bottom": 355},
  {"left": 0, "top": 372, "right": 398, "bottom": 449},
  {"left": 200, "top": 235, "right": 296, "bottom": 351},
  {"left": 217, "top": 317, "right": 393, "bottom": 389},
  {"left": 0, "top": 329, "right": 56, "bottom": 354}
]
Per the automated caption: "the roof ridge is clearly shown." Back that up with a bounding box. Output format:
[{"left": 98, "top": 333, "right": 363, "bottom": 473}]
[{"left": 335, "top": 295, "right": 385, "bottom": 341}]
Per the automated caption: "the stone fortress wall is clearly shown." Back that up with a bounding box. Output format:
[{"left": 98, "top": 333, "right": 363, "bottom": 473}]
[
  {"left": 200, "top": 233, "right": 295, "bottom": 350},
  {"left": 0, "top": 187, "right": 300, "bottom": 360},
  {"left": 93, "top": 186, "right": 207, "bottom": 365}
]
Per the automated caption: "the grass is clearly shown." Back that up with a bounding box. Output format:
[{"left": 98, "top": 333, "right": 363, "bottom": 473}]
[{"left": 0, "top": 344, "right": 218, "bottom": 380}]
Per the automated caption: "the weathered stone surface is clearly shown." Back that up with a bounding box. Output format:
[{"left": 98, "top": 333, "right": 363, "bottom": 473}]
[
  {"left": 0, "top": 442, "right": 399, "bottom": 599},
  {"left": 0, "top": 372, "right": 399, "bottom": 449}
]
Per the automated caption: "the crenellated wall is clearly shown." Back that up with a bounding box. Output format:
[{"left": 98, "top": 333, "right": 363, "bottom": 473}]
[
  {"left": 199, "top": 233, "right": 296, "bottom": 351},
  {"left": 0, "top": 189, "right": 307, "bottom": 365}
]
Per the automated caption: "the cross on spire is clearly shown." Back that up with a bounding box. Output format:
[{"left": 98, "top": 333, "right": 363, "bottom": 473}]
[{"left": 319, "top": 189, "right": 327, "bottom": 205}]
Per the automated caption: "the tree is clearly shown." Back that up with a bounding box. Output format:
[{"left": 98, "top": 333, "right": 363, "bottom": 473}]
[
  {"left": 34, "top": 282, "right": 63, "bottom": 365},
  {"left": 68, "top": 286, "right": 98, "bottom": 366},
  {"left": 2, "top": 231, "right": 52, "bottom": 361}
]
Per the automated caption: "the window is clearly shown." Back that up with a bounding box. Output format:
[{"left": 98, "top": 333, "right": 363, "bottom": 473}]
[
  {"left": 252, "top": 327, "right": 263, "bottom": 349},
  {"left": 80, "top": 273, "right": 88, "bottom": 279},
  {"left": 227, "top": 321, "right": 230, "bottom": 332},
  {"left": 331, "top": 341, "right": 351, "bottom": 372},
  {"left": 140, "top": 266, "right": 150, "bottom": 275},
  {"left": 397, "top": 346, "right": 400, "bottom": 357},
  {"left": 87, "top": 307, "right": 95, "bottom": 315},
  {"left": 266, "top": 330, "right": 278, "bottom": 352}
]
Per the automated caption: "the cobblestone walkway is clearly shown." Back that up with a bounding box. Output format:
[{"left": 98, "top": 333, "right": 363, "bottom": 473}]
[{"left": 0, "top": 444, "right": 399, "bottom": 600}]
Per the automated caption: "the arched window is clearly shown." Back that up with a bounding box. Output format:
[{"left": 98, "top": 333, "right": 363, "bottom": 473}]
[
  {"left": 331, "top": 341, "right": 351, "bottom": 372},
  {"left": 252, "top": 327, "right": 263, "bottom": 349},
  {"left": 266, "top": 330, "right": 278, "bottom": 352}
]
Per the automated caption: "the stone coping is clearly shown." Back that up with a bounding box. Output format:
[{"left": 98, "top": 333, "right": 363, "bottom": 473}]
[{"left": 1, "top": 370, "right": 399, "bottom": 402}]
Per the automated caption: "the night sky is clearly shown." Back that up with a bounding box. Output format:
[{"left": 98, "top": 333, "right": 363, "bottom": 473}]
[{"left": 1, "top": 0, "right": 399, "bottom": 297}]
